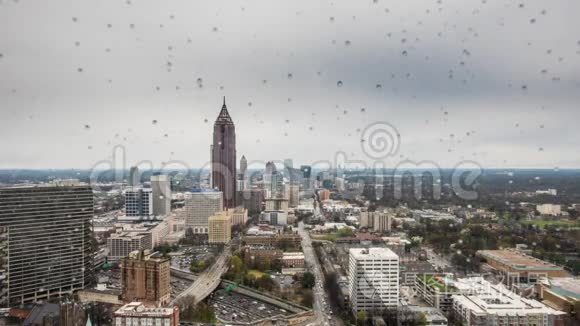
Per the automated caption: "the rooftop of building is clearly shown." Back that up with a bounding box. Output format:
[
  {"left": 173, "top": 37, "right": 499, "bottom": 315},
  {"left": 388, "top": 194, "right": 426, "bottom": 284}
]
[
  {"left": 477, "top": 249, "right": 564, "bottom": 271},
  {"left": 540, "top": 277, "right": 580, "bottom": 300},
  {"left": 349, "top": 247, "right": 399, "bottom": 260},
  {"left": 282, "top": 252, "right": 305, "bottom": 259},
  {"left": 114, "top": 302, "right": 175, "bottom": 317},
  {"left": 109, "top": 232, "right": 150, "bottom": 239},
  {"left": 452, "top": 277, "right": 565, "bottom": 316},
  {"left": 417, "top": 274, "right": 460, "bottom": 292}
]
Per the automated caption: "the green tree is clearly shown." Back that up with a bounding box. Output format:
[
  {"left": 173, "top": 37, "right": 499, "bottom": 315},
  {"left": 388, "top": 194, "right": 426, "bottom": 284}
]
[
  {"left": 356, "top": 310, "right": 367, "bottom": 325},
  {"left": 302, "top": 272, "right": 315, "bottom": 289},
  {"left": 256, "top": 274, "right": 275, "bottom": 291},
  {"left": 417, "top": 312, "right": 428, "bottom": 326},
  {"left": 230, "top": 255, "right": 244, "bottom": 274}
]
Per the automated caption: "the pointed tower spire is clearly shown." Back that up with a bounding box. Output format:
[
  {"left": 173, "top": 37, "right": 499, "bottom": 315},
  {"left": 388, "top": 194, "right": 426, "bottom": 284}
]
[{"left": 216, "top": 96, "right": 233, "bottom": 124}]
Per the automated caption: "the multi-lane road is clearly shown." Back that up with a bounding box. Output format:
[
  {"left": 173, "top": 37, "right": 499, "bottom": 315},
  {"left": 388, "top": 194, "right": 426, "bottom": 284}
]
[
  {"left": 170, "top": 245, "right": 231, "bottom": 306},
  {"left": 298, "top": 221, "right": 342, "bottom": 326}
]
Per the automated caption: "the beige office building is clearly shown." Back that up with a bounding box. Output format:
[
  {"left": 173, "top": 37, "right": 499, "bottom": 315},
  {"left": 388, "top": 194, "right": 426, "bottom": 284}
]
[
  {"left": 228, "top": 207, "right": 248, "bottom": 227},
  {"left": 287, "top": 184, "right": 300, "bottom": 207},
  {"left": 208, "top": 212, "right": 232, "bottom": 244},
  {"left": 184, "top": 190, "right": 223, "bottom": 234}
]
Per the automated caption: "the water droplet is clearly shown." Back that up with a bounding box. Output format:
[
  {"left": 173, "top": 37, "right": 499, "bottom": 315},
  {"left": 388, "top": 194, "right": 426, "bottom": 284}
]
[
  {"left": 107, "top": 23, "right": 112, "bottom": 28},
  {"left": 248, "top": 102, "right": 252, "bottom": 107},
  {"left": 402, "top": 50, "right": 408, "bottom": 56},
  {"left": 87, "top": 146, "right": 92, "bottom": 150},
  {"left": 538, "top": 147, "right": 544, "bottom": 151},
  {"left": 72, "top": 17, "right": 78, "bottom": 23},
  {"left": 75, "top": 41, "right": 80, "bottom": 47},
  {"left": 164, "top": 134, "right": 168, "bottom": 138},
  {"left": 329, "top": 17, "right": 335, "bottom": 22},
  {"left": 337, "top": 81, "right": 343, "bottom": 87},
  {"left": 129, "top": 23, "right": 135, "bottom": 29},
  {"left": 152, "top": 120, "right": 158, "bottom": 125},
  {"left": 262, "top": 80, "right": 267, "bottom": 84},
  {"left": 540, "top": 9, "right": 547, "bottom": 15},
  {"left": 309, "top": 126, "right": 314, "bottom": 131},
  {"left": 285, "top": 119, "right": 290, "bottom": 123},
  {"left": 84, "top": 124, "right": 90, "bottom": 130},
  {"left": 344, "top": 40, "right": 351, "bottom": 47},
  {"left": 212, "top": 27, "right": 218, "bottom": 32},
  {"left": 77, "top": 67, "right": 83, "bottom": 73},
  {"left": 375, "top": 84, "right": 382, "bottom": 89},
  {"left": 530, "top": 18, "right": 536, "bottom": 24},
  {"left": 287, "top": 73, "right": 293, "bottom": 79},
  {"left": 204, "top": 118, "right": 208, "bottom": 123},
  {"left": 196, "top": 77, "right": 203, "bottom": 88}
]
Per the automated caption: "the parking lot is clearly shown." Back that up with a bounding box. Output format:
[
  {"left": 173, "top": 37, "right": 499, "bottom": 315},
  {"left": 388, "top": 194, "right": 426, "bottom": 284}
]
[
  {"left": 208, "top": 290, "right": 293, "bottom": 323},
  {"left": 170, "top": 246, "right": 216, "bottom": 271}
]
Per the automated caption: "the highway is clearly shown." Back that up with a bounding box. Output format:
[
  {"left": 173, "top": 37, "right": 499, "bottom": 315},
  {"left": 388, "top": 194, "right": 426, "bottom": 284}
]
[
  {"left": 170, "top": 245, "right": 231, "bottom": 306},
  {"left": 298, "top": 221, "right": 341, "bottom": 326}
]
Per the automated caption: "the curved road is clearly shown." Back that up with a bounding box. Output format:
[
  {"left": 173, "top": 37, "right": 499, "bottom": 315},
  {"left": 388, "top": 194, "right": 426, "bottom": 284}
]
[{"left": 170, "top": 245, "right": 231, "bottom": 306}]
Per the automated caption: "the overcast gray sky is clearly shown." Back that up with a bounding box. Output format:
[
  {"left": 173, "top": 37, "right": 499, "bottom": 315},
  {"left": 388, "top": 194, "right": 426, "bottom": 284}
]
[{"left": 0, "top": 0, "right": 579, "bottom": 169}]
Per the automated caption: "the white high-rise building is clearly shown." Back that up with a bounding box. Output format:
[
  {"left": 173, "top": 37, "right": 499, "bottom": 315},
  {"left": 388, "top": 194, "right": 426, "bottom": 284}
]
[
  {"left": 348, "top": 248, "right": 399, "bottom": 314},
  {"left": 184, "top": 190, "right": 223, "bottom": 234},
  {"left": 124, "top": 187, "right": 153, "bottom": 220},
  {"left": 151, "top": 175, "right": 171, "bottom": 216}
]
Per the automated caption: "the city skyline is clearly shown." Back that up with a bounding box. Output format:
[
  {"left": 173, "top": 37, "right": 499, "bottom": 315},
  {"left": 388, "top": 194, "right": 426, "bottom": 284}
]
[{"left": 0, "top": 1, "right": 579, "bottom": 170}]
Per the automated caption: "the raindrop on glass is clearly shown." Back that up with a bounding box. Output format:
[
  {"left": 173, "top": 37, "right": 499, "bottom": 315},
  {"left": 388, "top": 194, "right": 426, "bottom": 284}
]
[
  {"left": 84, "top": 124, "right": 90, "bottom": 130},
  {"left": 287, "top": 73, "right": 293, "bottom": 79},
  {"left": 344, "top": 40, "right": 351, "bottom": 47},
  {"left": 337, "top": 81, "right": 343, "bottom": 87},
  {"left": 152, "top": 120, "right": 158, "bottom": 125}
]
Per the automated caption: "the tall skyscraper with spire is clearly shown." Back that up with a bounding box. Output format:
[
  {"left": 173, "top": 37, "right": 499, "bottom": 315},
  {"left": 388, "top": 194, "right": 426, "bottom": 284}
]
[{"left": 211, "top": 97, "right": 237, "bottom": 208}]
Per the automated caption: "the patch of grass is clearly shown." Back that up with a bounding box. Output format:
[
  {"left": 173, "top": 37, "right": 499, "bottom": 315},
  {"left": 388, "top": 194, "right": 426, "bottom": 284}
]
[{"left": 247, "top": 269, "right": 266, "bottom": 279}]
